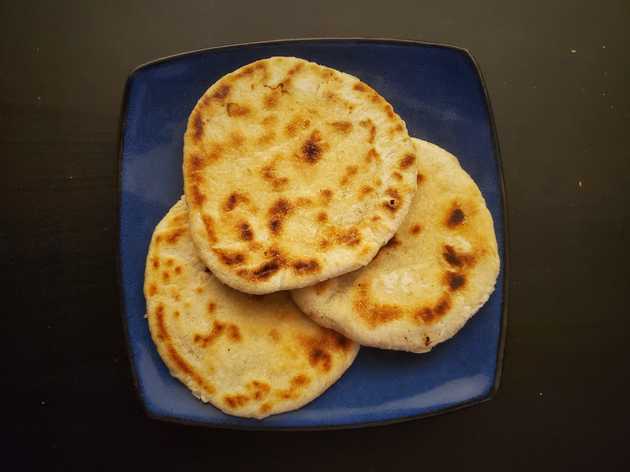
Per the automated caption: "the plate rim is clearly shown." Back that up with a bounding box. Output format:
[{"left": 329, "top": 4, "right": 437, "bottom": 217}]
[{"left": 115, "top": 37, "right": 510, "bottom": 431}]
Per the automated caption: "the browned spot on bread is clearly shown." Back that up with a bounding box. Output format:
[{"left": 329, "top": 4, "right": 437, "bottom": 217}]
[
  {"left": 389, "top": 124, "right": 403, "bottom": 137},
  {"left": 335, "top": 227, "right": 361, "bottom": 246},
  {"left": 319, "top": 239, "right": 331, "bottom": 250},
  {"left": 425, "top": 336, "right": 431, "bottom": 347},
  {"left": 264, "top": 247, "right": 282, "bottom": 259},
  {"left": 410, "top": 224, "right": 422, "bottom": 235},
  {"left": 190, "top": 185, "right": 206, "bottom": 207},
  {"left": 364, "top": 148, "right": 379, "bottom": 164},
  {"left": 249, "top": 241, "right": 263, "bottom": 252},
  {"left": 317, "top": 211, "right": 328, "bottom": 222},
  {"left": 442, "top": 245, "right": 476, "bottom": 267},
  {"left": 162, "top": 271, "right": 170, "bottom": 282},
  {"left": 147, "top": 283, "right": 157, "bottom": 296},
  {"left": 262, "top": 114, "right": 277, "bottom": 126},
  {"left": 213, "top": 84, "right": 230, "bottom": 100},
  {"left": 358, "top": 185, "right": 374, "bottom": 199},
  {"left": 324, "top": 91, "right": 339, "bottom": 102},
  {"left": 202, "top": 214, "right": 218, "bottom": 244},
  {"left": 155, "top": 304, "right": 166, "bottom": 340},
  {"left": 399, "top": 154, "right": 416, "bottom": 169},
  {"left": 300, "top": 130, "right": 327, "bottom": 164},
  {"left": 329, "top": 121, "right": 353, "bottom": 134},
  {"left": 223, "top": 192, "right": 249, "bottom": 212},
  {"left": 292, "top": 259, "right": 320, "bottom": 275},
  {"left": 308, "top": 347, "right": 332, "bottom": 372},
  {"left": 285, "top": 116, "right": 311, "bottom": 137},
  {"left": 320, "top": 188, "right": 333, "bottom": 205},
  {"left": 261, "top": 162, "right": 289, "bottom": 191},
  {"left": 257, "top": 131, "right": 276, "bottom": 146},
  {"left": 229, "top": 131, "right": 245, "bottom": 148},
  {"left": 434, "top": 296, "right": 451, "bottom": 316},
  {"left": 263, "top": 90, "right": 280, "bottom": 109},
  {"left": 353, "top": 283, "right": 402, "bottom": 328},
  {"left": 359, "top": 119, "right": 377, "bottom": 143},
  {"left": 151, "top": 257, "right": 160, "bottom": 269},
  {"left": 297, "top": 329, "right": 352, "bottom": 373},
  {"left": 417, "top": 173, "right": 424, "bottom": 184},
  {"left": 268, "top": 329, "right": 280, "bottom": 341},
  {"left": 212, "top": 248, "right": 246, "bottom": 266},
  {"left": 171, "top": 213, "right": 187, "bottom": 225},
  {"left": 227, "top": 324, "right": 242, "bottom": 342},
  {"left": 287, "top": 62, "right": 304, "bottom": 76},
  {"left": 195, "top": 287, "right": 204, "bottom": 294},
  {"left": 165, "top": 228, "right": 185, "bottom": 244},
  {"left": 207, "top": 302, "right": 216, "bottom": 314},
  {"left": 340, "top": 165, "right": 359, "bottom": 186},
  {"left": 353, "top": 82, "right": 367, "bottom": 92},
  {"left": 295, "top": 197, "right": 312, "bottom": 207},
  {"left": 174, "top": 310, "right": 180, "bottom": 318},
  {"left": 292, "top": 374, "right": 311, "bottom": 387},
  {"left": 236, "top": 65, "right": 254, "bottom": 77},
  {"left": 446, "top": 206, "right": 465, "bottom": 227},
  {"left": 415, "top": 307, "right": 434, "bottom": 323},
  {"left": 224, "top": 394, "right": 249, "bottom": 409},
  {"left": 314, "top": 280, "right": 331, "bottom": 295},
  {"left": 384, "top": 104, "right": 395, "bottom": 118},
  {"left": 194, "top": 320, "right": 226, "bottom": 347},
  {"left": 155, "top": 304, "right": 214, "bottom": 394},
  {"left": 416, "top": 295, "right": 453, "bottom": 323},
  {"left": 191, "top": 113, "right": 204, "bottom": 142},
  {"left": 445, "top": 272, "right": 466, "bottom": 291},
  {"left": 275, "top": 372, "right": 311, "bottom": 401},
  {"left": 392, "top": 171, "right": 403, "bottom": 181},
  {"left": 226, "top": 102, "right": 250, "bottom": 117},
  {"left": 155, "top": 235, "right": 162, "bottom": 245},
  {"left": 268, "top": 198, "right": 293, "bottom": 235},
  {"left": 207, "top": 142, "right": 224, "bottom": 162},
  {"left": 171, "top": 288, "right": 181, "bottom": 301},
  {"left": 330, "top": 332, "right": 353, "bottom": 352},
  {"left": 174, "top": 266, "right": 182, "bottom": 275},
  {"left": 251, "top": 259, "right": 281, "bottom": 280},
  {"left": 371, "top": 215, "right": 381, "bottom": 222},
  {"left": 166, "top": 258, "right": 174, "bottom": 267},
  {"left": 239, "top": 222, "right": 254, "bottom": 241},
  {"left": 383, "top": 187, "right": 402, "bottom": 213},
  {"left": 248, "top": 380, "right": 271, "bottom": 400},
  {"left": 260, "top": 403, "right": 272, "bottom": 414},
  {"left": 188, "top": 153, "right": 206, "bottom": 174}
]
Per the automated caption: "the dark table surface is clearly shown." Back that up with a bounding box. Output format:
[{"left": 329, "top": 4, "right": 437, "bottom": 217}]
[{"left": 3, "top": 1, "right": 629, "bottom": 469}]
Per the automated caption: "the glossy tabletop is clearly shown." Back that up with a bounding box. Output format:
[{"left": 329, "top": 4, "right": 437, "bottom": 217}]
[{"left": 3, "top": 1, "right": 629, "bottom": 470}]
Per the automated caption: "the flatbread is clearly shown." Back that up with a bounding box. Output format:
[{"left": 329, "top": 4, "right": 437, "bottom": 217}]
[
  {"left": 291, "top": 139, "right": 500, "bottom": 353},
  {"left": 144, "top": 198, "right": 359, "bottom": 419},
  {"left": 183, "top": 56, "right": 417, "bottom": 294}
]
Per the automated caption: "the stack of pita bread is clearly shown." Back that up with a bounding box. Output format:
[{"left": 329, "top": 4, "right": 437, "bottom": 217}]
[{"left": 144, "top": 57, "right": 499, "bottom": 419}]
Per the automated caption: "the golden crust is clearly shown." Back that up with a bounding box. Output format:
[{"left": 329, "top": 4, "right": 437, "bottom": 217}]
[
  {"left": 144, "top": 198, "right": 359, "bottom": 419},
  {"left": 292, "top": 139, "right": 500, "bottom": 353},
  {"left": 183, "top": 57, "right": 417, "bottom": 294}
]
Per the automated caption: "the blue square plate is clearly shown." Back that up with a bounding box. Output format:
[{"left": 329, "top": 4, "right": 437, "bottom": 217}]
[{"left": 118, "top": 39, "right": 508, "bottom": 430}]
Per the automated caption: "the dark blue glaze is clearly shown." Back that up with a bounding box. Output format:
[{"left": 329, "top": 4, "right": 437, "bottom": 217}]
[{"left": 118, "top": 39, "right": 507, "bottom": 429}]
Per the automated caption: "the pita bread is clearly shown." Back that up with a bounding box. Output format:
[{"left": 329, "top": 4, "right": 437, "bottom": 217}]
[
  {"left": 291, "top": 138, "right": 500, "bottom": 353},
  {"left": 144, "top": 198, "right": 359, "bottom": 419},
  {"left": 183, "top": 56, "right": 417, "bottom": 294}
]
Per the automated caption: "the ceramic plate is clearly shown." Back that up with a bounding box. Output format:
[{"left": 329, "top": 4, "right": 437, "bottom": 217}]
[{"left": 118, "top": 38, "right": 508, "bottom": 430}]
